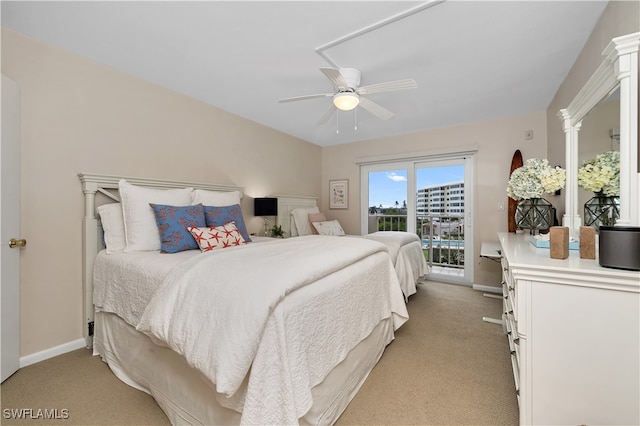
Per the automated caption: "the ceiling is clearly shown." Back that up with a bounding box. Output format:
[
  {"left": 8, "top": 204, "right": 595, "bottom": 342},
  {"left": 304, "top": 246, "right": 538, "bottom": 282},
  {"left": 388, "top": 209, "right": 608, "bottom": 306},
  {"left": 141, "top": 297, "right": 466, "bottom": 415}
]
[{"left": 1, "top": 1, "right": 608, "bottom": 147}]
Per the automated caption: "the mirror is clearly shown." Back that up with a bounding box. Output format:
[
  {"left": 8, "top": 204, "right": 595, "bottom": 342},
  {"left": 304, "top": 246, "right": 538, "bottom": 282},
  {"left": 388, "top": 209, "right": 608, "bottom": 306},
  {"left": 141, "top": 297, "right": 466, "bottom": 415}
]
[
  {"left": 558, "top": 32, "right": 639, "bottom": 237},
  {"left": 577, "top": 87, "right": 620, "bottom": 211}
]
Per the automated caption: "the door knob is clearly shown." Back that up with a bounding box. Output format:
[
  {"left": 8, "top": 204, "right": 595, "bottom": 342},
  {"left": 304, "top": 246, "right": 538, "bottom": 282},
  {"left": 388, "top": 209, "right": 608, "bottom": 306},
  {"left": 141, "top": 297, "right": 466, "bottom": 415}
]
[{"left": 9, "top": 238, "right": 26, "bottom": 249}]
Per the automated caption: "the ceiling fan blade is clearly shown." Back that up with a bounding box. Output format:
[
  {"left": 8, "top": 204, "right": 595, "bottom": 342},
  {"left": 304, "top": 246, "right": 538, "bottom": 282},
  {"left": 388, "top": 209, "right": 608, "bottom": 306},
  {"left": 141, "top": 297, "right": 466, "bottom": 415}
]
[
  {"left": 320, "top": 68, "right": 348, "bottom": 89},
  {"left": 359, "top": 97, "right": 394, "bottom": 120},
  {"left": 278, "top": 93, "right": 333, "bottom": 103},
  {"left": 356, "top": 78, "right": 417, "bottom": 95},
  {"left": 317, "top": 105, "right": 336, "bottom": 125}
]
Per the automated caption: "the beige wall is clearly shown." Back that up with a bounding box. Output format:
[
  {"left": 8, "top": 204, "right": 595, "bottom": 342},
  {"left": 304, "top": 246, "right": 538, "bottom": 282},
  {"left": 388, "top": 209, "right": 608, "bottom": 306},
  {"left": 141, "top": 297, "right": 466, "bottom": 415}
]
[
  {"left": 321, "top": 111, "right": 549, "bottom": 288},
  {"left": 1, "top": 29, "right": 321, "bottom": 357},
  {"left": 546, "top": 0, "right": 640, "bottom": 219}
]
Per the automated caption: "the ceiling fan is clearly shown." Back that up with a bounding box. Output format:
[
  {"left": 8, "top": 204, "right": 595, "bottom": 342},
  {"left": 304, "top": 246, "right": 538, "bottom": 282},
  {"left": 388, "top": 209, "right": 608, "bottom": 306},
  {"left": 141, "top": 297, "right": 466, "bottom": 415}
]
[{"left": 278, "top": 68, "right": 417, "bottom": 124}]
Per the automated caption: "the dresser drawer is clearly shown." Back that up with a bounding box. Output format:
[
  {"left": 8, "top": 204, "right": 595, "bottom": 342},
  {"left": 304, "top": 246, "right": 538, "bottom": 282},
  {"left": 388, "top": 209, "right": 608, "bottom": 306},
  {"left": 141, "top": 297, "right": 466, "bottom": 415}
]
[
  {"left": 501, "top": 257, "right": 518, "bottom": 321},
  {"left": 504, "top": 310, "right": 520, "bottom": 394}
]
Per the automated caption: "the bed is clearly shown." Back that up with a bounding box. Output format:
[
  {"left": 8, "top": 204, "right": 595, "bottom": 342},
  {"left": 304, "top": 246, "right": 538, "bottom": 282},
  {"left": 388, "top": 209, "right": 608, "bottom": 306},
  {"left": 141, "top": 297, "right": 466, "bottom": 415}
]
[
  {"left": 275, "top": 195, "right": 429, "bottom": 300},
  {"left": 78, "top": 174, "right": 408, "bottom": 425}
]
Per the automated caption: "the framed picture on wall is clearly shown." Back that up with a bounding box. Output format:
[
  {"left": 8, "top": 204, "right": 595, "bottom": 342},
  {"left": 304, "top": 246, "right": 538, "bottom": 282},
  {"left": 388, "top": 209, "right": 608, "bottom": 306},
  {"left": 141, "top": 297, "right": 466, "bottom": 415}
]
[{"left": 329, "top": 179, "right": 348, "bottom": 209}]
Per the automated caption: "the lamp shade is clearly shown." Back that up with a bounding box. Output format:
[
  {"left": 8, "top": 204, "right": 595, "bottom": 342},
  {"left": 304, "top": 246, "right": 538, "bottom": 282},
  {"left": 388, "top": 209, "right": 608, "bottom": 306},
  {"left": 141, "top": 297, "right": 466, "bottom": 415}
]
[
  {"left": 254, "top": 197, "right": 278, "bottom": 216},
  {"left": 333, "top": 92, "right": 359, "bottom": 111}
]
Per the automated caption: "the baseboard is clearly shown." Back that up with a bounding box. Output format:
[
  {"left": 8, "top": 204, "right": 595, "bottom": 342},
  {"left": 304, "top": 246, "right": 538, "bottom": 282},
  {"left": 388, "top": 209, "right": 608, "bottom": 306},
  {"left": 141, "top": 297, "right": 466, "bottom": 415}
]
[
  {"left": 472, "top": 284, "right": 502, "bottom": 294},
  {"left": 20, "top": 338, "right": 87, "bottom": 368}
]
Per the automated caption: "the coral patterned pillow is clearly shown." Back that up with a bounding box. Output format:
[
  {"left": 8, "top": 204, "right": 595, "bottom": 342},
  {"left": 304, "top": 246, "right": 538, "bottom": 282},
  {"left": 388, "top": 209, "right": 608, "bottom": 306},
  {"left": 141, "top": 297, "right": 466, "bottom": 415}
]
[
  {"left": 204, "top": 204, "right": 252, "bottom": 242},
  {"left": 150, "top": 203, "right": 206, "bottom": 253},
  {"left": 187, "top": 222, "right": 247, "bottom": 252}
]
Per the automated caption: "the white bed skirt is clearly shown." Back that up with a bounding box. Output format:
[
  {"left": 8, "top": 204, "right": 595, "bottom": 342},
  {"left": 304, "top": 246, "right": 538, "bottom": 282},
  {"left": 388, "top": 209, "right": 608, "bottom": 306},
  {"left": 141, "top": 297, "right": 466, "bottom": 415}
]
[{"left": 93, "top": 311, "right": 394, "bottom": 425}]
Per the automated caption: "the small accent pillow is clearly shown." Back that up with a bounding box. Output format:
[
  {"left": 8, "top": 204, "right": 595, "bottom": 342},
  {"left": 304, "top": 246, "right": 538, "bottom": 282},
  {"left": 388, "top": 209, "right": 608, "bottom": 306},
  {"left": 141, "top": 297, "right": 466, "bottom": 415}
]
[
  {"left": 291, "top": 206, "right": 320, "bottom": 237},
  {"left": 312, "top": 219, "right": 346, "bottom": 236},
  {"left": 119, "top": 179, "right": 193, "bottom": 252},
  {"left": 192, "top": 189, "right": 241, "bottom": 207},
  {"left": 204, "top": 204, "right": 252, "bottom": 242},
  {"left": 150, "top": 203, "right": 206, "bottom": 253},
  {"left": 187, "top": 222, "right": 247, "bottom": 252},
  {"left": 307, "top": 212, "right": 327, "bottom": 234},
  {"left": 96, "top": 203, "right": 126, "bottom": 253}
]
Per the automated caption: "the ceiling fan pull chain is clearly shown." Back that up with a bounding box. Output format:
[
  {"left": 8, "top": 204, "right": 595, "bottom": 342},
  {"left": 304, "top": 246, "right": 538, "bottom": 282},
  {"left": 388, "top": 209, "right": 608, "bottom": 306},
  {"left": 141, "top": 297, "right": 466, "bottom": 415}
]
[
  {"left": 336, "top": 111, "right": 339, "bottom": 134},
  {"left": 354, "top": 108, "right": 358, "bottom": 131}
]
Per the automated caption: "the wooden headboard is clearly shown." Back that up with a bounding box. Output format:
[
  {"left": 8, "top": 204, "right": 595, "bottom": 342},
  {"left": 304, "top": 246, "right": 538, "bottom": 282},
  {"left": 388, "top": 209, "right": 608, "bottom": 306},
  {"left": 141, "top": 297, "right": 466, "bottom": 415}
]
[
  {"left": 77, "top": 173, "right": 243, "bottom": 347},
  {"left": 275, "top": 195, "right": 318, "bottom": 237}
]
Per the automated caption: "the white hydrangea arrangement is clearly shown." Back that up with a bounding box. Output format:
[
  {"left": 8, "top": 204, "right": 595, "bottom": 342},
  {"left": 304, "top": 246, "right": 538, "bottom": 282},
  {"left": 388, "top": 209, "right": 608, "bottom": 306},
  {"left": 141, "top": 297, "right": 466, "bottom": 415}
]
[
  {"left": 577, "top": 150, "right": 620, "bottom": 196},
  {"left": 507, "top": 158, "right": 566, "bottom": 201}
]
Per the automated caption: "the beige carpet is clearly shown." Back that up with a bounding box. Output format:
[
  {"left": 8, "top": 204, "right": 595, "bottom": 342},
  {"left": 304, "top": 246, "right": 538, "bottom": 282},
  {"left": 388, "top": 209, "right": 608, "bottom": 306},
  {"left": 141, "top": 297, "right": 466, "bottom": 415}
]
[{"left": 1, "top": 281, "right": 518, "bottom": 425}]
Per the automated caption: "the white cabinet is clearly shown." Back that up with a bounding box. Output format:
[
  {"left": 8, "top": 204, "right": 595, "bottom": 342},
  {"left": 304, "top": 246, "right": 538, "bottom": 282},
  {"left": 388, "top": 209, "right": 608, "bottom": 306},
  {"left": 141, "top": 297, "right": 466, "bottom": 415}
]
[{"left": 498, "top": 232, "right": 640, "bottom": 426}]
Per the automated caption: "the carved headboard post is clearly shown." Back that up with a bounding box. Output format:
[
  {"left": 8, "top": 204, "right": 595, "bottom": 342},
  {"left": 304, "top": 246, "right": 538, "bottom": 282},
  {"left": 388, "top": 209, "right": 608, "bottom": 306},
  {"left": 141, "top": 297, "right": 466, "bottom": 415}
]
[{"left": 79, "top": 176, "right": 98, "bottom": 348}]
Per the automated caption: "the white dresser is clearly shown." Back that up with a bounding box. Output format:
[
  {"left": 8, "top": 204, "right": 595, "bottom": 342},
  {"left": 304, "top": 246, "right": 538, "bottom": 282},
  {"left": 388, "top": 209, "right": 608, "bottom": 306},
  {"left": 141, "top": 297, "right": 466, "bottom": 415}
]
[{"left": 498, "top": 232, "right": 640, "bottom": 426}]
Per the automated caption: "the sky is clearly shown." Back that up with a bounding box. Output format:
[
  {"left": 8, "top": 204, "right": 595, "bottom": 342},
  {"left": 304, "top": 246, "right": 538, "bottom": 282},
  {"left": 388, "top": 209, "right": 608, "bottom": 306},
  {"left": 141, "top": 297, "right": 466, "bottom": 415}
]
[{"left": 368, "top": 165, "right": 464, "bottom": 208}]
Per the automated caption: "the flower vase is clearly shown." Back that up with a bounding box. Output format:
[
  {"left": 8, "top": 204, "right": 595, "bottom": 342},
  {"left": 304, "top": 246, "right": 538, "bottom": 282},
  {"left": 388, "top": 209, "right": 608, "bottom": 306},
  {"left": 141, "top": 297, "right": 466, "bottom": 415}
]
[
  {"left": 584, "top": 192, "right": 619, "bottom": 228},
  {"left": 515, "top": 198, "right": 553, "bottom": 233}
]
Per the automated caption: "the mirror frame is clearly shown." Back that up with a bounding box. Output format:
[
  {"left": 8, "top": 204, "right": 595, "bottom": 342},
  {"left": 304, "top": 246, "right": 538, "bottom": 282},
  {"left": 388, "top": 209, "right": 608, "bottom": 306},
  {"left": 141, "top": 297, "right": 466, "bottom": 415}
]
[{"left": 559, "top": 32, "right": 639, "bottom": 236}]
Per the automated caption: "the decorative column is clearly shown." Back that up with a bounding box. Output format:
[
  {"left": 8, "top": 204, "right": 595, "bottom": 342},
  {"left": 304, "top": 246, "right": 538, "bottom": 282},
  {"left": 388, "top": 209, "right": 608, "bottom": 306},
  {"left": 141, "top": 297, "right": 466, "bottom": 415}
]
[{"left": 558, "top": 109, "right": 581, "bottom": 239}]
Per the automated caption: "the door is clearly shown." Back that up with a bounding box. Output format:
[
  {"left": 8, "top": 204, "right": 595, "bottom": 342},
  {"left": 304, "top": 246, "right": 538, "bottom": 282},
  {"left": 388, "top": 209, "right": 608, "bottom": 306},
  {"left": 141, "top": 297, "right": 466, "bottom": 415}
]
[
  {"left": 362, "top": 165, "right": 410, "bottom": 234},
  {"left": 416, "top": 158, "right": 473, "bottom": 285},
  {"left": 361, "top": 152, "right": 475, "bottom": 286},
  {"left": 1, "top": 74, "right": 21, "bottom": 382}
]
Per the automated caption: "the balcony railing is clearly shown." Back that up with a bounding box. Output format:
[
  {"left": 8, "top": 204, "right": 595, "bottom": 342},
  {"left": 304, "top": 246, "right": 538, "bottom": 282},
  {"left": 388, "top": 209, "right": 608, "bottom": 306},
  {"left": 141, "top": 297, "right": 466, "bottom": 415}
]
[{"left": 369, "top": 213, "right": 465, "bottom": 270}]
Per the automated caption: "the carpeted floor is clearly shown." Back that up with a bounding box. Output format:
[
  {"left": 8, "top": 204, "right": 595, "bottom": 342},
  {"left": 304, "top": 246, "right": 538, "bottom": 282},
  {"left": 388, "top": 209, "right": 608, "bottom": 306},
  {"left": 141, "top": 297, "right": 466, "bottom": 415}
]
[{"left": 0, "top": 281, "right": 519, "bottom": 425}]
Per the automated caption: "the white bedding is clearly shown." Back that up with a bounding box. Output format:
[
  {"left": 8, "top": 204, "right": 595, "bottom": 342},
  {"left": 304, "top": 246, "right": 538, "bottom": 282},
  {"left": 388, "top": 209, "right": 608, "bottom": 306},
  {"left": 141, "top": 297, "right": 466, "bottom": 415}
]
[
  {"left": 286, "top": 205, "right": 428, "bottom": 300},
  {"left": 94, "top": 311, "right": 395, "bottom": 426},
  {"left": 362, "top": 231, "right": 418, "bottom": 263},
  {"left": 93, "top": 249, "right": 199, "bottom": 325},
  {"left": 92, "top": 236, "right": 275, "bottom": 325},
  {"left": 93, "top": 235, "right": 408, "bottom": 425},
  {"left": 363, "top": 232, "right": 429, "bottom": 299}
]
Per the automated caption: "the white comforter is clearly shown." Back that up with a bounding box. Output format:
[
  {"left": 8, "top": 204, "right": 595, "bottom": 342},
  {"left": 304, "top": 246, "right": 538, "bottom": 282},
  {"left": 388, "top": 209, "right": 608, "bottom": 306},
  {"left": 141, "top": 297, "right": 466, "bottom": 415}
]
[
  {"left": 135, "top": 235, "right": 408, "bottom": 425},
  {"left": 363, "top": 231, "right": 418, "bottom": 263},
  {"left": 364, "top": 232, "right": 429, "bottom": 299}
]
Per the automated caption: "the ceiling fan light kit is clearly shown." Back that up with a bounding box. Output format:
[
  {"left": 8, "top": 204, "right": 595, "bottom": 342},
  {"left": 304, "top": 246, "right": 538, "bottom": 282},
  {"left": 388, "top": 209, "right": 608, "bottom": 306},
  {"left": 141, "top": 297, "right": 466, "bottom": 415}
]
[
  {"left": 333, "top": 92, "right": 360, "bottom": 111},
  {"left": 278, "top": 66, "right": 416, "bottom": 124}
]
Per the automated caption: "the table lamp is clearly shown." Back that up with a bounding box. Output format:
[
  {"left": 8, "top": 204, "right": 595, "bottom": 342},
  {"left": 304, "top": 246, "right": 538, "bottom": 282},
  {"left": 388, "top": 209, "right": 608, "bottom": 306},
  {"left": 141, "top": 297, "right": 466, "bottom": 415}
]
[{"left": 254, "top": 197, "right": 278, "bottom": 237}]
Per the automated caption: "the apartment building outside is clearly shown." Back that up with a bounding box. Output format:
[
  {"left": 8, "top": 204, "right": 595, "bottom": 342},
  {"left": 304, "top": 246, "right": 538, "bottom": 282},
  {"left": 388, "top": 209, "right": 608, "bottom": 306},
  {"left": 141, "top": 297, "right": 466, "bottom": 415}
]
[{"left": 417, "top": 180, "right": 465, "bottom": 217}]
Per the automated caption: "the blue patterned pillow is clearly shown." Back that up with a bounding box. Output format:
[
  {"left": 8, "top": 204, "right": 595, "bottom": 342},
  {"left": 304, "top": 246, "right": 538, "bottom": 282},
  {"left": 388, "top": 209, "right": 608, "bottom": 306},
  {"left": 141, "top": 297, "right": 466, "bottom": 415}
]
[
  {"left": 204, "top": 204, "right": 252, "bottom": 242},
  {"left": 150, "top": 203, "right": 206, "bottom": 253}
]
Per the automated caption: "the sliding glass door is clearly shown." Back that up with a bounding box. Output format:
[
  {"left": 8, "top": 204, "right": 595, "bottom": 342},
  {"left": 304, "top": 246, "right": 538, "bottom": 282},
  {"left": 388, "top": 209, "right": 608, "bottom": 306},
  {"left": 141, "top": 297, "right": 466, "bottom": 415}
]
[
  {"left": 364, "top": 165, "right": 409, "bottom": 234},
  {"left": 361, "top": 154, "right": 474, "bottom": 285},
  {"left": 415, "top": 158, "right": 472, "bottom": 284}
]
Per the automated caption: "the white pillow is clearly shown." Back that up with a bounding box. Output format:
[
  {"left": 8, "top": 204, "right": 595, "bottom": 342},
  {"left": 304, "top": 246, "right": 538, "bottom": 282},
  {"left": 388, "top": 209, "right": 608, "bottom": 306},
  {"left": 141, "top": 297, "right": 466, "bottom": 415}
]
[
  {"left": 96, "top": 203, "right": 125, "bottom": 254},
  {"left": 119, "top": 179, "right": 193, "bottom": 252},
  {"left": 312, "top": 219, "right": 346, "bottom": 236},
  {"left": 291, "top": 206, "right": 319, "bottom": 237},
  {"left": 192, "top": 189, "right": 241, "bottom": 206}
]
